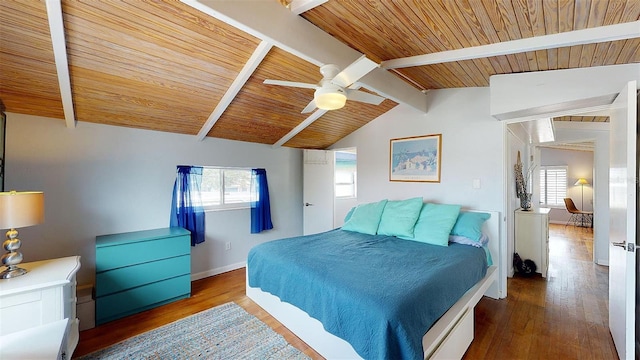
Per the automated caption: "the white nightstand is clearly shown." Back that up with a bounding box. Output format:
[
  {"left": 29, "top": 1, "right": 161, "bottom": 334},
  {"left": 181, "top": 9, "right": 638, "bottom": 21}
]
[
  {"left": 0, "top": 256, "right": 81, "bottom": 359},
  {"left": 515, "top": 208, "right": 550, "bottom": 277},
  {"left": 0, "top": 319, "right": 69, "bottom": 359}
]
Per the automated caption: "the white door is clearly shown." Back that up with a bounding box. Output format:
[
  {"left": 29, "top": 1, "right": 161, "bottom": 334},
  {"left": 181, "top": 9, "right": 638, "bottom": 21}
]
[
  {"left": 609, "top": 80, "right": 637, "bottom": 360},
  {"left": 303, "top": 150, "right": 335, "bottom": 235}
]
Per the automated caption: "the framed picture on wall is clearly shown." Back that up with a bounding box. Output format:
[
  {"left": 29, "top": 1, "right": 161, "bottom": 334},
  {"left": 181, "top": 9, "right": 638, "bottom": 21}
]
[{"left": 389, "top": 133, "right": 442, "bottom": 183}]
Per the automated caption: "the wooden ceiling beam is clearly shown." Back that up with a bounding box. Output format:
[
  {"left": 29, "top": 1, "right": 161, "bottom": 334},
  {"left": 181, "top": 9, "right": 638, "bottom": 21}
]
[
  {"left": 196, "top": 40, "right": 273, "bottom": 141},
  {"left": 382, "top": 21, "right": 640, "bottom": 69},
  {"left": 181, "top": 0, "right": 427, "bottom": 113},
  {"left": 272, "top": 109, "right": 328, "bottom": 148},
  {"left": 45, "top": 0, "right": 76, "bottom": 128}
]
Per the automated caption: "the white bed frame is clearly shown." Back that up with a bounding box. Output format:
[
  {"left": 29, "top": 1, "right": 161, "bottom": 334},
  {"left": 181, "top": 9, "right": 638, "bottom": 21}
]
[{"left": 247, "top": 210, "right": 501, "bottom": 360}]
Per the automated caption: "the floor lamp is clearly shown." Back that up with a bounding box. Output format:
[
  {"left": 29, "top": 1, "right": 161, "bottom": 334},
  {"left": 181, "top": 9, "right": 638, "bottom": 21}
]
[
  {"left": 574, "top": 178, "right": 589, "bottom": 227},
  {"left": 574, "top": 178, "right": 589, "bottom": 209}
]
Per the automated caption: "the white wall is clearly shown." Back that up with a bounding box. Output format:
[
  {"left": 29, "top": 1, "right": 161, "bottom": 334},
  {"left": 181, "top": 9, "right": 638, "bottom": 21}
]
[
  {"left": 335, "top": 197, "right": 357, "bottom": 227},
  {"left": 332, "top": 87, "right": 506, "bottom": 295},
  {"left": 540, "top": 147, "right": 594, "bottom": 223},
  {"left": 333, "top": 88, "right": 504, "bottom": 210},
  {"left": 491, "top": 63, "right": 640, "bottom": 120},
  {"left": 5, "top": 113, "right": 303, "bottom": 285}
]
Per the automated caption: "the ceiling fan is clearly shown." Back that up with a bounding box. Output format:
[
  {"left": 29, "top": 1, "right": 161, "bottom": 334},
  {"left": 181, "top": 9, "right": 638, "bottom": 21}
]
[{"left": 263, "top": 55, "right": 385, "bottom": 113}]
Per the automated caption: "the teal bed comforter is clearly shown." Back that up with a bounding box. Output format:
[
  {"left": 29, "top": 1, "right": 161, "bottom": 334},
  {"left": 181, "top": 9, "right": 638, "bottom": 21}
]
[{"left": 247, "top": 229, "right": 487, "bottom": 360}]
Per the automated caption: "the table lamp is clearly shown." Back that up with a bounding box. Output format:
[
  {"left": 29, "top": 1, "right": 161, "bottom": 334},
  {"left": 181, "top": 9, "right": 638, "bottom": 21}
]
[
  {"left": 574, "top": 178, "right": 589, "bottom": 210},
  {"left": 0, "top": 191, "right": 44, "bottom": 279}
]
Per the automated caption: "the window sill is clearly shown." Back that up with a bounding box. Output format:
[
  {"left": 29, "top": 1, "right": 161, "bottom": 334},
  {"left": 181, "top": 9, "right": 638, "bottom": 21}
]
[{"left": 204, "top": 205, "right": 250, "bottom": 212}]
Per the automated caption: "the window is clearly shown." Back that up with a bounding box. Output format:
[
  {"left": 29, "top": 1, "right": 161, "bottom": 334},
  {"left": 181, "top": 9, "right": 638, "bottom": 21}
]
[
  {"left": 539, "top": 166, "right": 567, "bottom": 206},
  {"left": 201, "top": 167, "right": 252, "bottom": 210},
  {"left": 335, "top": 150, "right": 357, "bottom": 198}
]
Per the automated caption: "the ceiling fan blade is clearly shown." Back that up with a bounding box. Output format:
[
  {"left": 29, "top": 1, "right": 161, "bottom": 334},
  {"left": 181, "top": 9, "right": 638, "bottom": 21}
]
[
  {"left": 263, "top": 79, "right": 317, "bottom": 89},
  {"left": 331, "top": 55, "right": 378, "bottom": 88},
  {"left": 301, "top": 99, "right": 317, "bottom": 113},
  {"left": 346, "top": 89, "right": 385, "bottom": 105}
]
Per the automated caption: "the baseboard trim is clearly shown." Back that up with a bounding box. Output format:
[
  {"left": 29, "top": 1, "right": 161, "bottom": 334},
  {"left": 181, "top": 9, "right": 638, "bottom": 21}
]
[
  {"left": 549, "top": 220, "right": 593, "bottom": 229},
  {"left": 549, "top": 220, "right": 568, "bottom": 225},
  {"left": 191, "top": 261, "right": 246, "bottom": 281},
  {"left": 596, "top": 259, "right": 609, "bottom": 266}
]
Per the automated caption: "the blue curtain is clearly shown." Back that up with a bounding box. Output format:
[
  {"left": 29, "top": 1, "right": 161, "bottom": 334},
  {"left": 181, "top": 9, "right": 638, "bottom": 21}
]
[
  {"left": 250, "top": 168, "right": 273, "bottom": 233},
  {"left": 170, "top": 166, "right": 205, "bottom": 246}
]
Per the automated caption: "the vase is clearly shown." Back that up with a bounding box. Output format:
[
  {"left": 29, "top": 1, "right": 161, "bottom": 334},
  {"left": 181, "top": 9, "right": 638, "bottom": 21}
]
[{"left": 520, "top": 193, "right": 532, "bottom": 211}]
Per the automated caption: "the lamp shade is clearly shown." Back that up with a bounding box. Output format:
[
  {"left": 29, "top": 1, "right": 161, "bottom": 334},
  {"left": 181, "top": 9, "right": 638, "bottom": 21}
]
[
  {"left": 0, "top": 191, "right": 44, "bottom": 229},
  {"left": 574, "top": 178, "right": 589, "bottom": 186},
  {"left": 314, "top": 86, "right": 347, "bottom": 110}
]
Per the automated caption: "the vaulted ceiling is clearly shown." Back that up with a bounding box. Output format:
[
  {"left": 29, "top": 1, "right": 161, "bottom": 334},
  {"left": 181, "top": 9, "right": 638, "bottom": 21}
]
[{"left": 1, "top": 0, "right": 639, "bottom": 149}]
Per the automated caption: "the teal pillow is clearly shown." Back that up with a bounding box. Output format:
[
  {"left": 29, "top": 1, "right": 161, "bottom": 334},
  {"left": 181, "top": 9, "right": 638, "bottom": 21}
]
[
  {"left": 402, "top": 203, "right": 461, "bottom": 246},
  {"left": 341, "top": 200, "right": 388, "bottom": 235},
  {"left": 377, "top": 197, "right": 423, "bottom": 237},
  {"left": 344, "top": 207, "right": 356, "bottom": 223},
  {"left": 451, "top": 212, "right": 491, "bottom": 241}
]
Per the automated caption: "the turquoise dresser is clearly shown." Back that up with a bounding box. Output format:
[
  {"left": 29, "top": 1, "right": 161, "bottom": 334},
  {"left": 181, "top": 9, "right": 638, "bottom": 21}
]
[{"left": 95, "top": 227, "right": 191, "bottom": 325}]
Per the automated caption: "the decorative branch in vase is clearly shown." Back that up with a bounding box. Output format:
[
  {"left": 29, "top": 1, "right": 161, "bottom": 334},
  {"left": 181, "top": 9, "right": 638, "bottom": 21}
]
[{"left": 515, "top": 151, "right": 534, "bottom": 211}]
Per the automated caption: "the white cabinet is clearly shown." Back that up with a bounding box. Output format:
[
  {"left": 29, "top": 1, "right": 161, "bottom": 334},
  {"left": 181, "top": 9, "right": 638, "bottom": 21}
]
[
  {"left": 0, "top": 256, "right": 81, "bottom": 359},
  {"left": 515, "top": 208, "right": 550, "bottom": 277},
  {"left": 0, "top": 319, "right": 69, "bottom": 359}
]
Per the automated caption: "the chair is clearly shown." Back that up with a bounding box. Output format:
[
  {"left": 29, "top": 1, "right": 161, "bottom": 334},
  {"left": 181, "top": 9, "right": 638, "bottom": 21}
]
[{"left": 563, "top": 198, "right": 593, "bottom": 228}]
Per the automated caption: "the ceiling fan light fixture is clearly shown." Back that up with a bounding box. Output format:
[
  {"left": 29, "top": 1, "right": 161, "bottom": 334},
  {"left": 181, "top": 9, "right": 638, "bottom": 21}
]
[{"left": 314, "top": 87, "right": 347, "bottom": 110}]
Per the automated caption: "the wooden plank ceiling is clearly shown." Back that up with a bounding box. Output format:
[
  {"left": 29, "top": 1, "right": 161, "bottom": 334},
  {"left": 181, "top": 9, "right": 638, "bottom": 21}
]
[
  {"left": 0, "top": 0, "right": 63, "bottom": 118},
  {"left": 63, "top": 0, "right": 261, "bottom": 135},
  {"left": 303, "top": 0, "right": 640, "bottom": 90},
  {"left": 0, "top": 1, "right": 638, "bottom": 149},
  {"left": 554, "top": 115, "right": 609, "bottom": 122}
]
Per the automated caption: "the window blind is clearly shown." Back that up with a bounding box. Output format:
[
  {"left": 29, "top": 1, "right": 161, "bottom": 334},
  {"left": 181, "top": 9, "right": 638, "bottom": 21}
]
[{"left": 540, "top": 166, "right": 567, "bottom": 206}]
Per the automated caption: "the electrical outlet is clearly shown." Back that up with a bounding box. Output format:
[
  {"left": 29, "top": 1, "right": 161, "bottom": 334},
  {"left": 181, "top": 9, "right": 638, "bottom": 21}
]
[{"left": 225, "top": 242, "right": 231, "bottom": 251}]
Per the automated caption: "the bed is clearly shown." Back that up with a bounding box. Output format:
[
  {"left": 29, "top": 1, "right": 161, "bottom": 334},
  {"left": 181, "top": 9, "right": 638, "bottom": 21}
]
[{"left": 247, "top": 205, "right": 500, "bottom": 360}]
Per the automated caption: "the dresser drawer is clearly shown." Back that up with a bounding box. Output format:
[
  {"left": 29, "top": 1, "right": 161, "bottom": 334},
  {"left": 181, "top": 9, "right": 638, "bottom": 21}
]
[
  {"left": 95, "top": 228, "right": 191, "bottom": 324},
  {"left": 96, "top": 274, "right": 191, "bottom": 325},
  {"left": 96, "top": 234, "right": 190, "bottom": 272},
  {"left": 95, "top": 255, "right": 190, "bottom": 297}
]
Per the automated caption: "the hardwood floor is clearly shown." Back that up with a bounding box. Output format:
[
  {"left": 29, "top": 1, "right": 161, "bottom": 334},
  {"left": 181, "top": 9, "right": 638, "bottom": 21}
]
[
  {"left": 464, "top": 224, "right": 617, "bottom": 360},
  {"left": 74, "top": 224, "right": 617, "bottom": 359}
]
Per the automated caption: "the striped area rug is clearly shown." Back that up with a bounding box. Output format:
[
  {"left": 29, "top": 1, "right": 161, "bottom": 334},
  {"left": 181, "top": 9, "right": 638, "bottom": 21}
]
[{"left": 77, "top": 302, "right": 309, "bottom": 360}]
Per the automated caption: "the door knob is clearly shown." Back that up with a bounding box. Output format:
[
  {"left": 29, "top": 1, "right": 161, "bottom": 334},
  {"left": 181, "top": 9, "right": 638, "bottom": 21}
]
[
  {"left": 305, "top": 202, "right": 313, "bottom": 207},
  {"left": 611, "top": 241, "right": 626, "bottom": 248}
]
